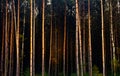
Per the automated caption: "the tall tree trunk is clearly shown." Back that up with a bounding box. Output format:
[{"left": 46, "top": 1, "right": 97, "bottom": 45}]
[
  {"left": 33, "top": 0, "right": 36, "bottom": 75},
  {"left": 12, "top": 0, "right": 17, "bottom": 32},
  {"left": 9, "top": 5, "right": 14, "bottom": 76},
  {"left": 109, "top": 0, "right": 116, "bottom": 76},
  {"left": 63, "top": 0, "right": 66, "bottom": 76},
  {"left": 5, "top": 0, "right": 8, "bottom": 76},
  {"left": 88, "top": 0, "right": 92, "bottom": 76},
  {"left": 82, "top": 0, "right": 86, "bottom": 74},
  {"left": 75, "top": 0, "right": 80, "bottom": 76},
  {"left": 30, "top": 0, "right": 33, "bottom": 75},
  {"left": 16, "top": 0, "right": 20, "bottom": 76},
  {"left": 101, "top": 0, "right": 105, "bottom": 76},
  {"left": 42, "top": 0, "right": 45, "bottom": 76},
  {"left": 48, "top": 1, "right": 53, "bottom": 75},
  {"left": 78, "top": 2, "right": 84, "bottom": 76}
]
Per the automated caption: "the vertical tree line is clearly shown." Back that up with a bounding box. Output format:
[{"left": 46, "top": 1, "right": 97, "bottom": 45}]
[{"left": 0, "top": 0, "right": 120, "bottom": 76}]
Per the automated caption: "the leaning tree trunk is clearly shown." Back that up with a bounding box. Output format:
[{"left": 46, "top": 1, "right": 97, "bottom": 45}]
[
  {"left": 109, "top": 0, "right": 116, "bottom": 76},
  {"left": 101, "top": 0, "right": 106, "bottom": 76},
  {"left": 42, "top": 0, "right": 45, "bottom": 76},
  {"left": 88, "top": 0, "right": 92, "bottom": 76},
  {"left": 75, "top": 0, "right": 80, "bottom": 76},
  {"left": 63, "top": 0, "right": 66, "bottom": 76}
]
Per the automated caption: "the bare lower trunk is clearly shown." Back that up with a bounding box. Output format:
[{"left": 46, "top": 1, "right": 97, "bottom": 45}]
[
  {"left": 48, "top": 2, "right": 53, "bottom": 76},
  {"left": 5, "top": 0, "right": 8, "bottom": 76},
  {"left": 63, "top": 1, "right": 66, "bottom": 76},
  {"left": 75, "top": 0, "right": 80, "bottom": 76},
  {"left": 82, "top": 0, "right": 86, "bottom": 74},
  {"left": 30, "top": 0, "right": 33, "bottom": 76},
  {"left": 42, "top": 0, "right": 45, "bottom": 76},
  {"left": 78, "top": 3, "right": 83, "bottom": 76},
  {"left": 88, "top": 0, "right": 92, "bottom": 76},
  {"left": 109, "top": 1, "right": 116, "bottom": 76},
  {"left": 33, "top": 0, "right": 36, "bottom": 75},
  {"left": 16, "top": 0, "right": 20, "bottom": 75},
  {"left": 9, "top": 7, "right": 14, "bottom": 76},
  {"left": 101, "top": 0, "right": 105, "bottom": 76}
]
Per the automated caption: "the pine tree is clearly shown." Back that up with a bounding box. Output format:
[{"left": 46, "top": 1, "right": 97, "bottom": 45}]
[
  {"left": 42, "top": 0, "right": 45, "bottom": 76},
  {"left": 101, "top": 0, "right": 105, "bottom": 75},
  {"left": 88, "top": 0, "right": 92, "bottom": 76},
  {"left": 75, "top": 0, "right": 80, "bottom": 75},
  {"left": 16, "top": 0, "right": 20, "bottom": 75}
]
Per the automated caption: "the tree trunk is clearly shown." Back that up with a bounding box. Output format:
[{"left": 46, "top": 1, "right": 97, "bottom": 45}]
[
  {"left": 33, "top": 0, "right": 36, "bottom": 75},
  {"left": 63, "top": 0, "right": 66, "bottom": 76},
  {"left": 16, "top": 0, "right": 20, "bottom": 75},
  {"left": 78, "top": 2, "right": 84, "bottom": 76},
  {"left": 82, "top": 0, "right": 86, "bottom": 74},
  {"left": 48, "top": 2, "right": 53, "bottom": 75},
  {"left": 109, "top": 0, "right": 116, "bottom": 76},
  {"left": 101, "top": 0, "right": 106, "bottom": 76},
  {"left": 9, "top": 5, "right": 14, "bottom": 76},
  {"left": 42, "top": 0, "right": 45, "bottom": 76},
  {"left": 5, "top": 0, "right": 8, "bottom": 76},
  {"left": 88, "top": 0, "right": 92, "bottom": 76},
  {"left": 30, "top": 0, "right": 33, "bottom": 75},
  {"left": 75, "top": 0, "right": 80, "bottom": 76}
]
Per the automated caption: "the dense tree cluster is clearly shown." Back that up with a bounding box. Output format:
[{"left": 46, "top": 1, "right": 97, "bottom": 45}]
[{"left": 0, "top": 0, "right": 120, "bottom": 76}]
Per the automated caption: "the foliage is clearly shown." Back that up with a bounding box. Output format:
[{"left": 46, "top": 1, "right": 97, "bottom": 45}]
[
  {"left": 92, "top": 65, "right": 102, "bottom": 76},
  {"left": 23, "top": 68, "right": 30, "bottom": 76}
]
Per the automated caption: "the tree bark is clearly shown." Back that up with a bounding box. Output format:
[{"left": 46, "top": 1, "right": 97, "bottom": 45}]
[
  {"left": 63, "top": 0, "right": 66, "bottom": 76},
  {"left": 5, "top": 0, "right": 8, "bottom": 76},
  {"left": 75, "top": 0, "right": 80, "bottom": 76},
  {"left": 101, "top": 0, "right": 106, "bottom": 76},
  {"left": 88, "top": 0, "right": 92, "bottom": 76},
  {"left": 42, "top": 0, "right": 45, "bottom": 76},
  {"left": 109, "top": 0, "right": 116, "bottom": 76},
  {"left": 30, "top": 0, "right": 33, "bottom": 75}
]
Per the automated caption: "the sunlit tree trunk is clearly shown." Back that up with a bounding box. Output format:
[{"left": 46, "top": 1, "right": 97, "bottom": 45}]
[
  {"left": 63, "top": 0, "right": 66, "bottom": 75},
  {"left": 75, "top": 0, "right": 80, "bottom": 76},
  {"left": 88, "top": 0, "right": 92, "bottom": 76},
  {"left": 48, "top": 1, "right": 52, "bottom": 75},
  {"left": 5, "top": 0, "right": 8, "bottom": 76},
  {"left": 101, "top": 0, "right": 105, "bottom": 76},
  {"left": 42, "top": 0, "right": 45, "bottom": 76},
  {"left": 109, "top": 0, "right": 116, "bottom": 76},
  {"left": 30, "top": 0, "right": 33, "bottom": 75},
  {"left": 16, "top": 0, "right": 20, "bottom": 75},
  {"left": 78, "top": 2, "right": 84, "bottom": 76},
  {"left": 82, "top": 0, "right": 86, "bottom": 74}
]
